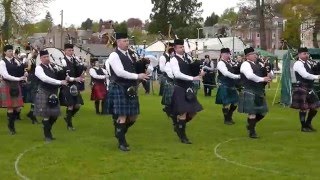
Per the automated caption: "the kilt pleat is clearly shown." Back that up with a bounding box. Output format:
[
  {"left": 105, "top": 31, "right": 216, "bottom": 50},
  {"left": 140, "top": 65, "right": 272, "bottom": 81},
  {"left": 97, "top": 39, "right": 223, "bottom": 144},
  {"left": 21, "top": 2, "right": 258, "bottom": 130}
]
[
  {"left": 59, "top": 84, "right": 84, "bottom": 107},
  {"left": 91, "top": 82, "right": 107, "bottom": 101},
  {"left": 0, "top": 81, "right": 24, "bottom": 108},
  {"left": 171, "top": 85, "right": 203, "bottom": 115},
  {"left": 34, "top": 87, "right": 60, "bottom": 117},
  {"left": 238, "top": 90, "right": 268, "bottom": 115},
  {"left": 215, "top": 85, "right": 239, "bottom": 105},
  {"left": 291, "top": 87, "right": 320, "bottom": 110},
  {"left": 104, "top": 83, "right": 140, "bottom": 116}
]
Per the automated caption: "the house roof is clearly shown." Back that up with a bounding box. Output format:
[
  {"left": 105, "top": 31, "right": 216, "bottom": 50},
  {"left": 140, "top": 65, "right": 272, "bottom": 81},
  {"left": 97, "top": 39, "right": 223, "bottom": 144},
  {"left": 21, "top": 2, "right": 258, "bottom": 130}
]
[{"left": 76, "top": 44, "right": 113, "bottom": 57}]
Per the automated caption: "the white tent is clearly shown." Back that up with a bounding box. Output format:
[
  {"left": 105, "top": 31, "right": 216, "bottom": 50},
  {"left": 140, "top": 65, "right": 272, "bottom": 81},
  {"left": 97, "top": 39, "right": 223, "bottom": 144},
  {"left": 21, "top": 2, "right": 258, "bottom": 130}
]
[{"left": 145, "top": 37, "right": 247, "bottom": 55}]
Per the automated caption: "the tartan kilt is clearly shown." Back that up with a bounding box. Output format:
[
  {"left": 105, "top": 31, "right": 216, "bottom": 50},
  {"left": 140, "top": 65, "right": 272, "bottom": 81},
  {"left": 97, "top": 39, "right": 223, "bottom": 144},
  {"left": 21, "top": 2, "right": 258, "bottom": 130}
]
[
  {"left": 23, "top": 75, "right": 38, "bottom": 103},
  {"left": 0, "top": 81, "right": 24, "bottom": 108},
  {"left": 215, "top": 85, "right": 239, "bottom": 105},
  {"left": 59, "top": 84, "right": 84, "bottom": 107},
  {"left": 104, "top": 83, "right": 140, "bottom": 116},
  {"left": 238, "top": 90, "right": 268, "bottom": 115},
  {"left": 171, "top": 85, "right": 203, "bottom": 115},
  {"left": 34, "top": 87, "right": 60, "bottom": 117},
  {"left": 161, "top": 79, "right": 174, "bottom": 106},
  {"left": 91, "top": 82, "right": 107, "bottom": 101},
  {"left": 291, "top": 87, "right": 320, "bottom": 110}
]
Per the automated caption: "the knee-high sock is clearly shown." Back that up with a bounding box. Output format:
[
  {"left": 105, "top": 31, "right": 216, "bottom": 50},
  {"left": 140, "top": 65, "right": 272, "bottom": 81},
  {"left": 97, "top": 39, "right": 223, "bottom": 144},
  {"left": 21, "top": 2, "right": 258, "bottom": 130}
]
[
  {"left": 95, "top": 101, "right": 100, "bottom": 113},
  {"left": 299, "top": 111, "right": 307, "bottom": 127},
  {"left": 306, "top": 109, "right": 317, "bottom": 126},
  {"left": 7, "top": 112, "right": 15, "bottom": 132}
]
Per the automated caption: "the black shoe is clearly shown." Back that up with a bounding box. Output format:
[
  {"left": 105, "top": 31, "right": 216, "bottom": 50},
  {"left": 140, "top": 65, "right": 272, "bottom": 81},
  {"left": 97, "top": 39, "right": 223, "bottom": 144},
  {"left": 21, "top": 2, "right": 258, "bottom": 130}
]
[
  {"left": 307, "top": 125, "right": 317, "bottom": 132},
  {"left": 181, "top": 138, "right": 192, "bottom": 144},
  {"left": 301, "top": 127, "right": 312, "bottom": 132},
  {"left": 249, "top": 132, "right": 259, "bottom": 139},
  {"left": 9, "top": 129, "right": 16, "bottom": 135},
  {"left": 67, "top": 126, "right": 76, "bottom": 131},
  {"left": 118, "top": 144, "right": 130, "bottom": 151},
  {"left": 44, "top": 137, "right": 53, "bottom": 142},
  {"left": 224, "top": 121, "right": 234, "bottom": 125}
]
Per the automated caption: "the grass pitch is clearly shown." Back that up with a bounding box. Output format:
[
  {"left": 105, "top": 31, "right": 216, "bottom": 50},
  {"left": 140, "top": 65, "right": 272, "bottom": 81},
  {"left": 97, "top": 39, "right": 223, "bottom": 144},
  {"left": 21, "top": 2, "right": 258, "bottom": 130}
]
[{"left": 0, "top": 82, "right": 319, "bottom": 179}]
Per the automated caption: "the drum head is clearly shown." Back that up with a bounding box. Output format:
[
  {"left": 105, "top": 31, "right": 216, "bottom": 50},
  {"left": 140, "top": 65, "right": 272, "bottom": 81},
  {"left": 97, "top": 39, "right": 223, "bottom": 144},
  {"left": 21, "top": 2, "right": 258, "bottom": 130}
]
[{"left": 36, "top": 48, "right": 66, "bottom": 67}]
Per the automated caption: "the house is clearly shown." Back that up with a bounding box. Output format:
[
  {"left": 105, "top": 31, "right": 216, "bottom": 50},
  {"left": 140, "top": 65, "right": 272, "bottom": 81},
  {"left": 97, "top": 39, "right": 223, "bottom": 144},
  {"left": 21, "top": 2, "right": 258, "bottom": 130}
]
[
  {"left": 300, "top": 19, "right": 320, "bottom": 48},
  {"left": 73, "top": 44, "right": 114, "bottom": 63}
]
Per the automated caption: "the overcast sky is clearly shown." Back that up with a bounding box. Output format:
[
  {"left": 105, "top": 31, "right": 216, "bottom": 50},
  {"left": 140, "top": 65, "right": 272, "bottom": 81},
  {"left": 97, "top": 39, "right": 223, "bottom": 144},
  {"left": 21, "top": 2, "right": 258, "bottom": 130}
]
[{"left": 39, "top": 0, "right": 240, "bottom": 27}]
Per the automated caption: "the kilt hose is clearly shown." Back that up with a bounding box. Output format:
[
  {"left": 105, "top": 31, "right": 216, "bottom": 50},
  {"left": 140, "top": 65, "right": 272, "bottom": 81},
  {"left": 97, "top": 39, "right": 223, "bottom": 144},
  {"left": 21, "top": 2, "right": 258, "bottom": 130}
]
[
  {"left": 291, "top": 86, "right": 320, "bottom": 110},
  {"left": 215, "top": 85, "right": 239, "bottom": 105},
  {"left": 161, "top": 78, "right": 174, "bottom": 106},
  {"left": 34, "top": 87, "right": 60, "bottom": 117},
  {"left": 104, "top": 83, "right": 140, "bottom": 116},
  {"left": 238, "top": 90, "right": 268, "bottom": 115},
  {"left": 59, "top": 83, "right": 84, "bottom": 107},
  {"left": 91, "top": 82, "right": 107, "bottom": 101},
  {"left": 0, "top": 81, "right": 23, "bottom": 108},
  {"left": 171, "top": 85, "right": 203, "bottom": 116}
]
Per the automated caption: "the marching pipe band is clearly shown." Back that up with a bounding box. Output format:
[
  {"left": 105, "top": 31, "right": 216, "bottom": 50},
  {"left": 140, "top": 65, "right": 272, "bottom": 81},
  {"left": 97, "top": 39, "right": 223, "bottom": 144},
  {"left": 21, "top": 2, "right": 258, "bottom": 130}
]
[{"left": 2, "top": 34, "right": 320, "bottom": 152}]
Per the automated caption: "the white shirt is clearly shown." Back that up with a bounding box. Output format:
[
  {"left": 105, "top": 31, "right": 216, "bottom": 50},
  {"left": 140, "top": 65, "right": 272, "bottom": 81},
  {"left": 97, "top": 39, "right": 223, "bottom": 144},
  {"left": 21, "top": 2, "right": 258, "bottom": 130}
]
[
  {"left": 159, "top": 53, "right": 168, "bottom": 72},
  {"left": 240, "top": 61, "right": 265, "bottom": 83},
  {"left": 164, "top": 60, "right": 174, "bottom": 79},
  {"left": 35, "top": 64, "right": 62, "bottom": 85},
  {"left": 108, "top": 48, "right": 138, "bottom": 80},
  {"left": 0, "top": 58, "right": 22, "bottom": 81},
  {"left": 105, "top": 59, "right": 111, "bottom": 76},
  {"left": 89, "top": 67, "right": 108, "bottom": 79},
  {"left": 293, "top": 59, "right": 319, "bottom": 80},
  {"left": 170, "top": 53, "right": 193, "bottom": 81},
  {"left": 217, "top": 60, "right": 240, "bottom": 79}
]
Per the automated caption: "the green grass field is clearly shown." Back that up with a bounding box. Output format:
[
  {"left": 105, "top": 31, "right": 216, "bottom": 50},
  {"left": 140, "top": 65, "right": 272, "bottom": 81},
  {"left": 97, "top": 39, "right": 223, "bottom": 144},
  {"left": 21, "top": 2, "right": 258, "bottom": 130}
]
[{"left": 1, "top": 82, "right": 320, "bottom": 180}]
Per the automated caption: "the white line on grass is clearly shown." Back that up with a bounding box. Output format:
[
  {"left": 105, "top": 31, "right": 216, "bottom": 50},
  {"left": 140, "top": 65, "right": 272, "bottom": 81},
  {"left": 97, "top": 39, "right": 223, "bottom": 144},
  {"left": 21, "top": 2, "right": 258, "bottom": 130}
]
[
  {"left": 214, "top": 136, "right": 306, "bottom": 177},
  {"left": 15, "top": 143, "right": 45, "bottom": 180}
]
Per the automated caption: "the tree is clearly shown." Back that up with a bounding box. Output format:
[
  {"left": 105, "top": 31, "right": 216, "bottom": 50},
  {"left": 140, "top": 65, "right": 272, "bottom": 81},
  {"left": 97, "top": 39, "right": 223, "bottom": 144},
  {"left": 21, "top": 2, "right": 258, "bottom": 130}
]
[
  {"left": 114, "top": 21, "right": 128, "bottom": 34},
  {"left": 219, "top": 8, "right": 238, "bottom": 26},
  {"left": 204, "top": 12, "right": 219, "bottom": 27},
  {"left": 148, "top": 0, "right": 203, "bottom": 38},
  {"left": 127, "top": 18, "right": 143, "bottom": 28},
  {"left": 282, "top": 0, "right": 320, "bottom": 48},
  {"left": 0, "top": 0, "right": 52, "bottom": 40},
  {"left": 92, "top": 22, "right": 100, "bottom": 32},
  {"left": 81, "top": 18, "right": 93, "bottom": 30}
]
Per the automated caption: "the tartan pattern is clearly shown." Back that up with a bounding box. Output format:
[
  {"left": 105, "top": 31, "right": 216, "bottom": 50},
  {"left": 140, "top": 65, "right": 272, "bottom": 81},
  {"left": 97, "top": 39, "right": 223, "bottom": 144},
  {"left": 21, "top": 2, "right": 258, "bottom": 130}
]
[
  {"left": 104, "top": 83, "right": 140, "bottom": 116},
  {"left": 161, "top": 79, "right": 174, "bottom": 105},
  {"left": 0, "top": 81, "right": 24, "bottom": 108},
  {"left": 91, "top": 82, "right": 107, "bottom": 101},
  {"left": 59, "top": 84, "right": 84, "bottom": 107},
  {"left": 238, "top": 90, "right": 268, "bottom": 115},
  {"left": 215, "top": 85, "right": 239, "bottom": 105},
  {"left": 171, "top": 85, "right": 203, "bottom": 115},
  {"left": 291, "top": 87, "right": 320, "bottom": 110},
  {"left": 34, "top": 87, "right": 60, "bottom": 117},
  {"left": 23, "top": 75, "right": 38, "bottom": 103}
]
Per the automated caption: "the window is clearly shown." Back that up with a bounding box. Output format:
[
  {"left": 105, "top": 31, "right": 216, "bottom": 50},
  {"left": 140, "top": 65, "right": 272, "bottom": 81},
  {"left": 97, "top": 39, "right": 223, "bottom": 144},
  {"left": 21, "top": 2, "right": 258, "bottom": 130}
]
[
  {"left": 257, "top": 33, "right": 260, "bottom": 38},
  {"left": 273, "top": 33, "right": 276, "bottom": 38}
]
